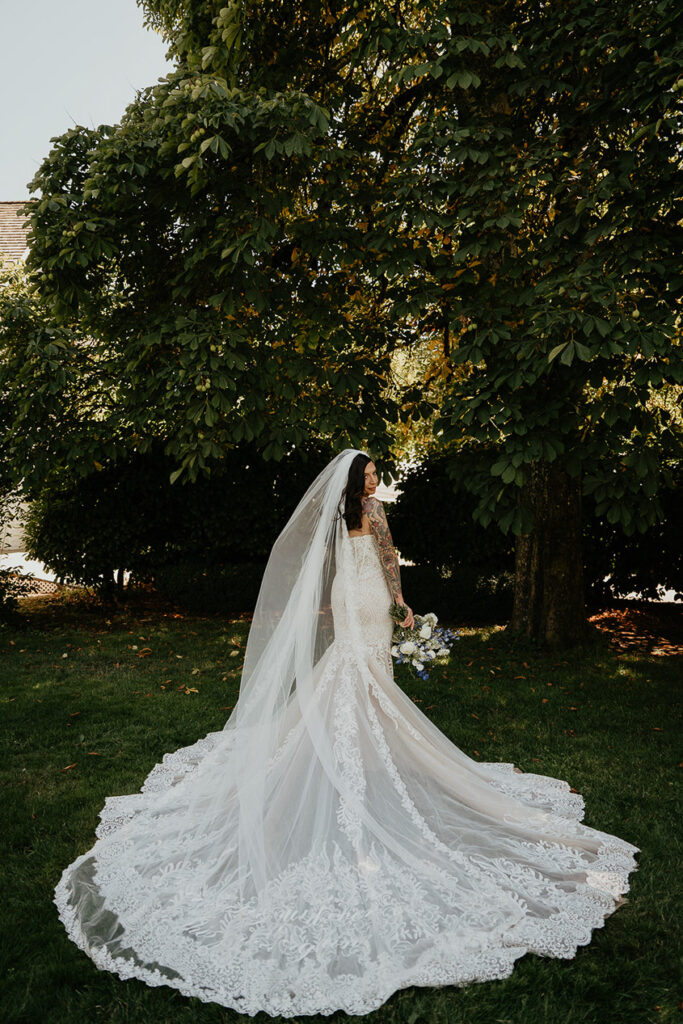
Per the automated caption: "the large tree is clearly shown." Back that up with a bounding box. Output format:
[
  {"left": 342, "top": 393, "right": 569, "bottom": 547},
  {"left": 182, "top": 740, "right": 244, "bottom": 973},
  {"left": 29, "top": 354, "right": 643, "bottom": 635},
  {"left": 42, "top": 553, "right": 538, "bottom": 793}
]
[
  {"left": 4, "top": 13, "right": 399, "bottom": 487},
  {"left": 4, "top": 0, "right": 681, "bottom": 644}
]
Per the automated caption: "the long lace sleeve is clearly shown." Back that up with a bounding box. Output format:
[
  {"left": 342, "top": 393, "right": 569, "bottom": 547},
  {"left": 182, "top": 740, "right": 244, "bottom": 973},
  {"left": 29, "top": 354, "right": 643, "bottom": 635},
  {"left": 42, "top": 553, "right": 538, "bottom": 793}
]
[{"left": 363, "top": 496, "right": 404, "bottom": 605}]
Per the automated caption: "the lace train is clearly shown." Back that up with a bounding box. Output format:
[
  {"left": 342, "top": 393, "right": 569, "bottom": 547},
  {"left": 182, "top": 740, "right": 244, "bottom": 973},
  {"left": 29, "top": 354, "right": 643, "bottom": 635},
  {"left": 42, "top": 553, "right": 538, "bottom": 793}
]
[{"left": 54, "top": 534, "right": 639, "bottom": 1017}]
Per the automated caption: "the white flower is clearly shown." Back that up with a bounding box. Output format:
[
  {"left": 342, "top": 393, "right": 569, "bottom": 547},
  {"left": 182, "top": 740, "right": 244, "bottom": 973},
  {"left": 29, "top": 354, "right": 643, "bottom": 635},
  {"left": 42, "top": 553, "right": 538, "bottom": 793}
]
[
  {"left": 412, "top": 659, "right": 424, "bottom": 671},
  {"left": 426, "top": 650, "right": 436, "bottom": 659},
  {"left": 391, "top": 645, "right": 400, "bottom": 657},
  {"left": 419, "top": 624, "right": 432, "bottom": 640},
  {"left": 399, "top": 641, "right": 417, "bottom": 656},
  {"left": 438, "top": 647, "right": 449, "bottom": 657},
  {"left": 425, "top": 612, "right": 438, "bottom": 625}
]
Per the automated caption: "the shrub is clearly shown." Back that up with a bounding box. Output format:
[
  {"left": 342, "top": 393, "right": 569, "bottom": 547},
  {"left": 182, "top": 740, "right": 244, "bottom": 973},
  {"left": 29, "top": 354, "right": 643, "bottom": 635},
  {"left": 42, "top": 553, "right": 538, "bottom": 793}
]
[
  {"left": 583, "top": 462, "right": 683, "bottom": 604},
  {"left": 22, "top": 452, "right": 178, "bottom": 594},
  {"left": 390, "top": 453, "right": 515, "bottom": 622},
  {"left": 390, "top": 450, "right": 682, "bottom": 618},
  {"left": 22, "top": 439, "right": 334, "bottom": 600},
  {"left": 390, "top": 452, "right": 515, "bottom": 575}
]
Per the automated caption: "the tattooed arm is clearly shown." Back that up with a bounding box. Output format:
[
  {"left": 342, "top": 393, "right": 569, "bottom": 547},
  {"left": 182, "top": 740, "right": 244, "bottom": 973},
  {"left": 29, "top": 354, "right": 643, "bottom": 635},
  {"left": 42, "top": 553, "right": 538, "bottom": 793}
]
[{"left": 363, "top": 497, "right": 414, "bottom": 627}]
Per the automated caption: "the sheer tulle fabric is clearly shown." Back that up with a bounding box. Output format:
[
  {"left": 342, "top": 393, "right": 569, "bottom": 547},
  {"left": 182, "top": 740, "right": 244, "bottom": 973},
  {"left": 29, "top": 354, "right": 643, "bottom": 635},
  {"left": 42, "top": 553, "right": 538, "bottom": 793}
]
[{"left": 55, "top": 450, "right": 639, "bottom": 1017}]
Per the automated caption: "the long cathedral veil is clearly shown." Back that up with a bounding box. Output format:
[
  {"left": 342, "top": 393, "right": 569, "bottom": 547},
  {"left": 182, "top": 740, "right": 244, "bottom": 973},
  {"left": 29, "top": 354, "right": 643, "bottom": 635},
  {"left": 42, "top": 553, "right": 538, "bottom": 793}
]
[{"left": 222, "top": 447, "right": 369, "bottom": 891}]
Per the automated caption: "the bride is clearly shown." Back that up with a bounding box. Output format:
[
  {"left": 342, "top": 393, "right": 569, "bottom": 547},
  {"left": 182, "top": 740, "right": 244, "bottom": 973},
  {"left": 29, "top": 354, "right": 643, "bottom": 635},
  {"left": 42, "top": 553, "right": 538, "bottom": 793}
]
[{"left": 55, "top": 448, "right": 639, "bottom": 1017}]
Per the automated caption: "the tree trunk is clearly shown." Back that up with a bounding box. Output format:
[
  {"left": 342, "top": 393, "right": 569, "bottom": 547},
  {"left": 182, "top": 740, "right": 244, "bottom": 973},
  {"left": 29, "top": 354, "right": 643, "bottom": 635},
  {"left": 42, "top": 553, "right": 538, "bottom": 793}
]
[{"left": 508, "top": 462, "right": 590, "bottom": 646}]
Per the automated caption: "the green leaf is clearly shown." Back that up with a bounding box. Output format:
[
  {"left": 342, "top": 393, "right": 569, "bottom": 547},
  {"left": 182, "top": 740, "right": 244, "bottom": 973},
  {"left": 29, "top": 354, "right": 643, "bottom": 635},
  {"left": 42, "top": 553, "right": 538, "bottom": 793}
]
[
  {"left": 560, "top": 342, "right": 575, "bottom": 366},
  {"left": 548, "top": 343, "right": 567, "bottom": 363}
]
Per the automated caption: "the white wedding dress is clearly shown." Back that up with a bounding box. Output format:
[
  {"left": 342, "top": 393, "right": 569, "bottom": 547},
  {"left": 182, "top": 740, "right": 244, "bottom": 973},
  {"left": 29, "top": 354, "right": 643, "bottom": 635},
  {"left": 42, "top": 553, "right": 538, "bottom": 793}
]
[{"left": 55, "top": 452, "right": 639, "bottom": 1018}]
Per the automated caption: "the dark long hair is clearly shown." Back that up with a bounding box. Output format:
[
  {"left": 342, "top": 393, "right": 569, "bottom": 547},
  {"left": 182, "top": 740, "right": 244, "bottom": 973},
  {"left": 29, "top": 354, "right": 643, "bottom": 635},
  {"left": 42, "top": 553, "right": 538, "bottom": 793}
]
[{"left": 338, "top": 453, "right": 371, "bottom": 532}]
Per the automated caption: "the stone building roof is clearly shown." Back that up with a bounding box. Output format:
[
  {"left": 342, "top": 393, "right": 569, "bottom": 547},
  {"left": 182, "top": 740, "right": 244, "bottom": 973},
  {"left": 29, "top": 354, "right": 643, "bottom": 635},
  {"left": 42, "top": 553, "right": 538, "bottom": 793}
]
[{"left": 0, "top": 201, "right": 31, "bottom": 262}]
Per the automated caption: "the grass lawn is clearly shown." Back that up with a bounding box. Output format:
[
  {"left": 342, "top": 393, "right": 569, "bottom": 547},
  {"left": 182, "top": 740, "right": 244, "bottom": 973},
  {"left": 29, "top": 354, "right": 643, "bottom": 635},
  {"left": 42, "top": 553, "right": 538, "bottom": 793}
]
[{"left": 1, "top": 592, "right": 680, "bottom": 1024}]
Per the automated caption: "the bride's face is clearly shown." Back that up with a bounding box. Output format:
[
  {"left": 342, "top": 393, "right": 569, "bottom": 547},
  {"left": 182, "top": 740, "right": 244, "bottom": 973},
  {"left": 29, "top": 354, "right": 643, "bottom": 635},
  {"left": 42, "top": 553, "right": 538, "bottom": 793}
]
[{"left": 363, "top": 461, "right": 378, "bottom": 497}]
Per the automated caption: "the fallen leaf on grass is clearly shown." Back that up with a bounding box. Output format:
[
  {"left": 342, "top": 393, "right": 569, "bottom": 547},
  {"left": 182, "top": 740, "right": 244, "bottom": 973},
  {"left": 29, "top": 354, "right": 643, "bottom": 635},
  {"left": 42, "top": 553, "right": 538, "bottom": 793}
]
[
  {"left": 87, "top": 752, "right": 100, "bottom": 756},
  {"left": 137, "top": 648, "right": 152, "bottom": 658},
  {"left": 61, "top": 763, "right": 77, "bottom": 772}
]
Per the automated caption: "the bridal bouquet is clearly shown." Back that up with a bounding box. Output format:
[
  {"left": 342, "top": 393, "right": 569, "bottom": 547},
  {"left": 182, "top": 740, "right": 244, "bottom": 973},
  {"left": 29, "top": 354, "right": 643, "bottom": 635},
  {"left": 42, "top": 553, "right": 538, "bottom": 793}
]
[{"left": 389, "top": 603, "right": 459, "bottom": 681}]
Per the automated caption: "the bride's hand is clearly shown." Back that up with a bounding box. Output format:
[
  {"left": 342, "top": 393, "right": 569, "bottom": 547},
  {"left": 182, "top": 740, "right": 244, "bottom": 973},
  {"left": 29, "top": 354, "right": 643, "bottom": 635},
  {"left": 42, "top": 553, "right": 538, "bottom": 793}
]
[{"left": 400, "top": 604, "right": 414, "bottom": 629}]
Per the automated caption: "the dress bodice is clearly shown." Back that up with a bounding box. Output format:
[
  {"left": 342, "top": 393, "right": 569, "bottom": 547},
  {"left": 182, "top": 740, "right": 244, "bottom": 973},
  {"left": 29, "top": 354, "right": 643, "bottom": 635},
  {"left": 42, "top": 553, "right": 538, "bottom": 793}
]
[
  {"left": 328, "top": 533, "right": 394, "bottom": 675},
  {"left": 347, "top": 533, "right": 384, "bottom": 584}
]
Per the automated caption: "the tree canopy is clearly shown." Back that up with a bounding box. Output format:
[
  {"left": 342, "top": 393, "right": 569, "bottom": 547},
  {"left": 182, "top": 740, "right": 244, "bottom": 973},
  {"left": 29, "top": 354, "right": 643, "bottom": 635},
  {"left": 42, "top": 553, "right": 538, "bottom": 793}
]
[{"left": 2, "top": 0, "right": 680, "bottom": 544}]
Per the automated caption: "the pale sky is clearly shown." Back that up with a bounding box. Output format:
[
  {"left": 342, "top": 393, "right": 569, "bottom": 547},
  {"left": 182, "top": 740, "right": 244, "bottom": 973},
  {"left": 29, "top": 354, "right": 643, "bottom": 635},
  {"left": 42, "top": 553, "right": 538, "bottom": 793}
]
[{"left": 1, "top": 0, "right": 175, "bottom": 199}]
